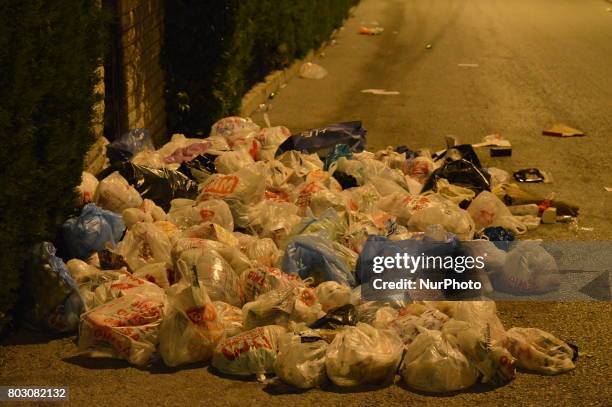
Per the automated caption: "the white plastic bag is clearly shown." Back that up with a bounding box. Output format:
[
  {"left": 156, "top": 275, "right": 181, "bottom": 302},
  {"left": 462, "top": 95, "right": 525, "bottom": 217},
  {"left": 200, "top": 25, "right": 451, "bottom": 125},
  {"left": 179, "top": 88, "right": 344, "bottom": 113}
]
[
  {"left": 132, "top": 262, "right": 171, "bottom": 289},
  {"left": 403, "top": 156, "right": 436, "bottom": 184},
  {"left": 325, "top": 323, "right": 403, "bottom": 387},
  {"left": 389, "top": 308, "right": 450, "bottom": 345},
  {"left": 116, "top": 222, "right": 172, "bottom": 270},
  {"left": 315, "top": 281, "right": 352, "bottom": 312},
  {"left": 214, "top": 150, "right": 255, "bottom": 174},
  {"left": 408, "top": 194, "right": 475, "bottom": 240},
  {"left": 78, "top": 292, "right": 166, "bottom": 366},
  {"left": 467, "top": 191, "right": 527, "bottom": 234},
  {"left": 495, "top": 241, "right": 560, "bottom": 294},
  {"left": 212, "top": 325, "right": 286, "bottom": 380},
  {"left": 122, "top": 199, "right": 166, "bottom": 229},
  {"left": 241, "top": 266, "right": 301, "bottom": 302},
  {"left": 198, "top": 162, "right": 267, "bottom": 205},
  {"left": 176, "top": 251, "right": 244, "bottom": 307},
  {"left": 242, "top": 286, "right": 322, "bottom": 330},
  {"left": 168, "top": 198, "right": 234, "bottom": 231},
  {"left": 274, "top": 330, "right": 328, "bottom": 389},
  {"left": 256, "top": 126, "right": 291, "bottom": 161},
  {"left": 214, "top": 301, "right": 244, "bottom": 338},
  {"left": 242, "top": 238, "right": 280, "bottom": 267},
  {"left": 94, "top": 172, "right": 143, "bottom": 213},
  {"left": 504, "top": 327, "right": 576, "bottom": 375},
  {"left": 92, "top": 274, "right": 165, "bottom": 308},
  {"left": 75, "top": 171, "right": 98, "bottom": 207},
  {"left": 210, "top": 116, "right": 260, "bottom": 140},
  {"left": 400, "top": 328, "right": 479, "bottom": 393},
  {"left": 158, "top": 273, "right": 225, "bottom": 367},
  {"left": 299, "top": 62, "right": 328, "bottom": 79}
]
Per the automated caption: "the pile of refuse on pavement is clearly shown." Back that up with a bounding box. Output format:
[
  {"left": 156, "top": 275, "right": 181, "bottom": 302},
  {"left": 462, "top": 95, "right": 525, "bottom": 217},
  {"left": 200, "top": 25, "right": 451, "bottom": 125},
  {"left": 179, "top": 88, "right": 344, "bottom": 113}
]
[{"left": 24, "top": 118, "right": 579, "bottom": 393}]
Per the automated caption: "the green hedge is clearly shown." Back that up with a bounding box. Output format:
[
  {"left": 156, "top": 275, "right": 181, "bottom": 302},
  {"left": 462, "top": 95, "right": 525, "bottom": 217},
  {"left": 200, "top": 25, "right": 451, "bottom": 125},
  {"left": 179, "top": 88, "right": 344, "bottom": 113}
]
[
  {"left": 0, "top": 1, "right": 106, "bottom": 333},
  {"left": 163, "top": 0, "right": 358, "bottom": 136}
]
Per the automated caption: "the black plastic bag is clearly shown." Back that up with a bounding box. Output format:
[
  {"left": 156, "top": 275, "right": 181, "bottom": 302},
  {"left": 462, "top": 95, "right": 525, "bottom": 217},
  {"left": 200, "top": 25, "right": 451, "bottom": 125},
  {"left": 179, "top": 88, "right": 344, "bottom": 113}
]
[
  {"left": 309, "top": 304, "right": 357, "bottom": 330},
  {"left": 433, "top": 144, "right": 483, "bottom": 168},
  {"left": 177, "top": 153, "right": 217, "bottom": 182},
  {"left": 275, "top": 121, "right": 367, "bottom": 158},
  {"left": 106, "top": 128, "right": 153, "bottom": 164},
  {"left": 100, "top": 162, "right": 199, "bottom": 211},
  {"left": 422, "top": 158, "right": 491, "bottom": 195},
  {"left": 333, "top": 171, "right": 358, "bottom": 189}
]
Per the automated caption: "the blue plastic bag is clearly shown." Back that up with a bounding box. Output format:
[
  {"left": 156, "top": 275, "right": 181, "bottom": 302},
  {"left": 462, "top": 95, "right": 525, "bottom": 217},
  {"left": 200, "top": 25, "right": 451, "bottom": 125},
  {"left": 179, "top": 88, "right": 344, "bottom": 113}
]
[
  {"left": 106, "top": 128, "right": 153, "bottom": 164},
  {"left": 275, "top": 121, "right": 366, "bottom": 158},
  {"left": 323, "top": 144, "right": 353, "bottom": 171},
  {"left": 24, "top": 242, "right": 83, "bottom": 333},
  {"left": 62, "top": 203, "right": 126, "bottom": 260},
  {"left": 281, "top": 235, "right": 357, "bottom": 287},
  {"left": 356, "top": 234, "right": 459, "bottom": 285}
]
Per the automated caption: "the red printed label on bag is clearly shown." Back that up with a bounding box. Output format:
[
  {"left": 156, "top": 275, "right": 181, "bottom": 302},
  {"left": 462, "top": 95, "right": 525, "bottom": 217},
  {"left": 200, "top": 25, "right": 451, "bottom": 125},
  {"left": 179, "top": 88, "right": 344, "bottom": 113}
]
[{"left": 204, "top": 176, "right": 239, "bottom": 196}]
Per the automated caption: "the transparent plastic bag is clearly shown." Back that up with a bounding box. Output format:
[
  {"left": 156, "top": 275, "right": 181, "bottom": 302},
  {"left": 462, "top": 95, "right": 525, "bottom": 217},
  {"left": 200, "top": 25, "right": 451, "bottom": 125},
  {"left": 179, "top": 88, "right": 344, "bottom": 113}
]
[
  {"left": 325, "top": 323, "right": 403, "bottom": 387},
  {"left": 256, "top": 126, "right": 291, "bottom": 161},
  {"left": 243, "top": 238, "right": 280, "bottom": 267},
  {"left": 158, "top": 270, "right": 225, "bottom": 367},
  {"left": 315, "top": 281, "right": 352, "bottom": 312},
  {"left": 442, "top": 319, "right": 516, "bottom": 385},
  {"left": 495, "top": 241, "right": 560, "bottom": 295},
  {"left": 210, "top": 116, "right": 260, "bottom": 142},
  {"left": 214, "top": 150, "right": 255, "bottom": 174},
  {"left": 116, "top": 222, "right": 172, "bottom": 270},
  {"left": 176, "top": 251, "right": 244, "bottom": 307},
  {"left": 389, "top": 308, "right": 450, "bottom": 345},
  {"left": 132, "top": 262, "right": 171, "bottom": 289},
  {"left": 94, "top": 171, "right": 143, "bottom": 213},
  {"left": 504, "top": 327, "right": 576, "bottom": 375},
  {"left": 122, "top": 199, "right": 167, "bottom": 229},
  {"left": 92, "top": 274, "right": 165, "bottom": 308},
  {"left": 274, "top": 330, "right": 328, "bottom": 389},
  {"left": 75, "top": 171, "right": 99, "bottom": 207},
  {"left": 467, "top": 191, "right": 527, "bottom": 234},
  {"left": 214, "top": 301, "right": 244, "bottom": 338},
  {"left": 78, "top": 291, "right": 166, "bottom": 366},
  {"left": 408, "top": 194, "right": 475, "bottom": 240},
  {"left": 168, "top": 198, "right": 234, "bottom": 231},
  {"left": 241, "top": 266, "right": 301, "bottom": 302},
  {"left": 242, "top": 286, "right": 322, "bottom": 330},
  {"left": 212, "top": 325, "right": 286, "bottom": 380},
  {"left": 400, "top": 328, "right": 479, "bottom": 393},
  {"left": 198, "top": 162, "right": 267, "bottom": 205}
]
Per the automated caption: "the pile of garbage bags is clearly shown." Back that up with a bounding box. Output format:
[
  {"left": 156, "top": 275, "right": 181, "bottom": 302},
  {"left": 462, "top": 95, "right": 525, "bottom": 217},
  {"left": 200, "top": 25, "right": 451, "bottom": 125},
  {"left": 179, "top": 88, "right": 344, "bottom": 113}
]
[{"left": 25, "top": 117, "right": 577, "bottom": 393}]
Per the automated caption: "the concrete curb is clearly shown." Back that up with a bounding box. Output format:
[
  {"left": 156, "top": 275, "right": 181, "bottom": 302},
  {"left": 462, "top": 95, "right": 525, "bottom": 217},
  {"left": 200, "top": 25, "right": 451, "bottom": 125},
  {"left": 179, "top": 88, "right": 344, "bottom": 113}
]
[{"left": 239, "top": 6, "right": 357, "bottom": 118}]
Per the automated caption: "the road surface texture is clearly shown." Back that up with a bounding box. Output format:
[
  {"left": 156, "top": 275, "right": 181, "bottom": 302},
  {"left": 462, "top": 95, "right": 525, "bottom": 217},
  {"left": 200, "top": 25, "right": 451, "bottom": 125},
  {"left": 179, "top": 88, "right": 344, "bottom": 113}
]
[{"left": 2, "top": 0, "right": 611, "bottom": 406}]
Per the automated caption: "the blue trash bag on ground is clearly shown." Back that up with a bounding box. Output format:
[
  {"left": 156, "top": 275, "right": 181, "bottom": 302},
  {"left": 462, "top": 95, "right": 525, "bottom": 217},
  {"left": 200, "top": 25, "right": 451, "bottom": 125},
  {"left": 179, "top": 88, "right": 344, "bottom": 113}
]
[
  {"left": 23, "top": 242, "right": 84, "bottom": 333},
  {"left": 275, "top": 121, "right": 366, "bottom": 158},
  {"left": 106, "top": 128, "right": 153, "bottom": 164},
  {"left": 356, "top": 233, "right": 459, "bottom": 285},
  {"left": 281, "top": 235, "right": 358, "bottom": 287},
  {"left": 62, "top": 203, "right": 125, "bottom": 260}
]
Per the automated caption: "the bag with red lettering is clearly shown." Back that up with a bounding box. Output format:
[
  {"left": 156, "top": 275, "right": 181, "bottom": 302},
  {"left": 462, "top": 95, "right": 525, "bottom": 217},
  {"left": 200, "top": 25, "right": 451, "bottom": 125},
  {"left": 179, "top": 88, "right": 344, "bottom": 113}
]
[
  {"left": 78, "top": 291, "right": 166, "bottom": 366},
  {"left": 256, "top": 126, "right": 291, "bottom": 161},
  {"left": 176, "top": 252, "right": 244, "bottom": 307},
  {"left": 240, "top": 266, "right": 302, "bottom": 302},
  {"left": 211, "top": 325, "right": 287, "bottom": 381},
  {"left": 158, "top": 271, "right": 225, "bottom": 367},
  {"left": 92, "top": 274, "right": 165, "bottom": 308},
  {"left": 168, "top": 198, "right": 234, "bottom": 231},
  {"left": 75, "top": 171, "right": 99, "bottom": 207},
  {"left": 198, "top": 162, "right": 266, "bottom": 204},
  {"left": 116, "top": 222, "right": 172, "bottom": 270}
]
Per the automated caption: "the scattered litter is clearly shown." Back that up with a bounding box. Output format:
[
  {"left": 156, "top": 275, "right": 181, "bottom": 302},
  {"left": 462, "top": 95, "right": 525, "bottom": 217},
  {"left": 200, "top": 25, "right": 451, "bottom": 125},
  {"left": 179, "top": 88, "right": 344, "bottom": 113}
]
[
  {"left": 513, "top": 168, "right": 552, "bottom": 184},
  {"left": 490, "top": 147, "right": 512, "bottom": 157},
  {"left": 605, "top": 187, "right": 612, "bottom": 192},
  {"left": 458, "top": 63, "right": 479, "bottom": 67},
  {"left": 542, "top": 124, "right": 585, "bottom": 137},
  {"left": 299, "top": 62, "right": 328, "bottom": 79},
  {"left": 541, "top": 207, "right": 557, "bottom": 224},
  {"left": 360, "top": 88, "right": 400, "bottom": 95},
  {"left": 359, "top": 26, "right": 384, "bottom": 35},
  {"left": 426, "top": 43, "right": 433, "bottom": 49},
  {"left": 473, "top": 134, "right": 511, "bottom": 148}
]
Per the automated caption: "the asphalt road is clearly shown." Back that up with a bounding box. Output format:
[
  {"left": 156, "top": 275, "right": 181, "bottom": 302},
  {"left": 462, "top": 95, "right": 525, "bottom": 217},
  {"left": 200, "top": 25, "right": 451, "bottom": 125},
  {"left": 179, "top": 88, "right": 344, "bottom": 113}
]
[{"left": 1, "top": 1, "right": 611, "bottom": 406}]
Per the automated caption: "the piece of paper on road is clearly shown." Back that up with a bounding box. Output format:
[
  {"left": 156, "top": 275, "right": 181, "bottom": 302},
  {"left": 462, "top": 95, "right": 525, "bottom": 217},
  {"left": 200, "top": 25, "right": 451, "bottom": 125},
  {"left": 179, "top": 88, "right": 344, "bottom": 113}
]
[{"left": 361, "top": 89, "right": 400, "bottom": 95}]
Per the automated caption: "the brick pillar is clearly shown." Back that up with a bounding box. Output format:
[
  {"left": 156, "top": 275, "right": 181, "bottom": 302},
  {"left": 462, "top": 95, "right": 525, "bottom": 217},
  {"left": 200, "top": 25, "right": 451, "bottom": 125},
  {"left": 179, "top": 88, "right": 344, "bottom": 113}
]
[{"left": 117, "top": 0, "right": 166, "bottom": 145}]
